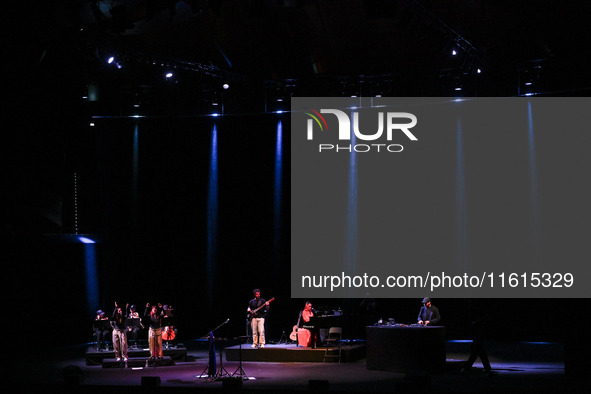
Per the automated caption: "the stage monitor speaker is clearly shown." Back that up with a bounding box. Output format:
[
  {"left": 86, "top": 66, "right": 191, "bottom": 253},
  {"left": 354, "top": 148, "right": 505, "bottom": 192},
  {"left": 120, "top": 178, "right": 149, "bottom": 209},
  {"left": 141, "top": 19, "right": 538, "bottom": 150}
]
[
  {"left": 309, "top": 379, "right": 329, "bottom": 391},
  {"left": 62, "top": 365, "right": 84, "bottom": 385},
  {"left": 222, "top": 376, "right": 243, "bottom": 389},
  {"left": 141, "top": 376, "right": 161, "bottom": 386}
]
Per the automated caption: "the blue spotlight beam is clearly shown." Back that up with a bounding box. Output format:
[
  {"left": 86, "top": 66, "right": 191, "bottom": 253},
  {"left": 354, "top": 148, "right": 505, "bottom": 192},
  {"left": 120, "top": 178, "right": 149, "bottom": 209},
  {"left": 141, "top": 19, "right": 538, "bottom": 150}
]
[
  {"left": 527, "top": 101, "right": 541, "bottom": 262},
  {"left": 274, "top": 120, "right": 283, "bottom": 253},
  {"left": 131, "top": 124, "right": 139, "bottom": 231},
  {"left": 206, "top": 123, "right": 218, "bottom": 306},
  {"left": 455, "top": 115, "right": 470, "bottom": 271},
  {"left": 81, "top": 237, "right": 99, "bottom": 314},
  {"left": 345, "top": 110, "right": 358, "bottom": 274}
]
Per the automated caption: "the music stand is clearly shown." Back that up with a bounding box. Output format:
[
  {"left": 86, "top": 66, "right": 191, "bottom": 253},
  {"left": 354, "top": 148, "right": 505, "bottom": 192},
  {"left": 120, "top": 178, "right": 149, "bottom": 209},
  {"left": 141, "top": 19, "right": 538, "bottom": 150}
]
[
  {"left": 231, "top": 336, "right": 250, "bottom": 380},
  {"left": 278, "top": 330, "right": 288, "bottom": 344},
  {"left": 214, "top": 337, "right": 231, "bottom": 380},
  {"left": 93, "top": 320, "right": 111, "bottom": 351},
  {"left": 125, "top": 318, "right": 141, "bottom": 349}
]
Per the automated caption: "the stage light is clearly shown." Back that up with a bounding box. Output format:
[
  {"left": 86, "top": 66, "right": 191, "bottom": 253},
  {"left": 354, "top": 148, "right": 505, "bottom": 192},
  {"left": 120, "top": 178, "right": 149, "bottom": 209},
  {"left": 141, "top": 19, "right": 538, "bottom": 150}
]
[
  {"left": 107, "top": 56, "right": 122, "bottom": 68},
  {"left": 78, "top": 236, "right": 95, "bottom": 244},
  {"left": 451, "top": 49, "right": 457, "bottom": 56},
  {"left": 222, "top": 83, "right": 229, "bottom": 90},
  {"left": 477, "top": 68, "right": 482, "bottom": 74},
  {"left": 211, "top": 113, "right": 220, "bottom": 117},
  {"left": 211, "top": 90, "right": 220, "bottom": 106},
  {"left": 522, "top": 341, "right": 552, "bottom": 345},
  {"left": 165, "top": 72, "right": 173, "bottom": 79}
]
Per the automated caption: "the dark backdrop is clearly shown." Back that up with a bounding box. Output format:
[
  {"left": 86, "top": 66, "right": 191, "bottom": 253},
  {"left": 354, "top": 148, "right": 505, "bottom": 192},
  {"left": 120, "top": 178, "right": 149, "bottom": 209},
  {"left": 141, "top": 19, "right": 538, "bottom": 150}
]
[{"left": 6, "top": 113, "right": 576, "bottom": 351}]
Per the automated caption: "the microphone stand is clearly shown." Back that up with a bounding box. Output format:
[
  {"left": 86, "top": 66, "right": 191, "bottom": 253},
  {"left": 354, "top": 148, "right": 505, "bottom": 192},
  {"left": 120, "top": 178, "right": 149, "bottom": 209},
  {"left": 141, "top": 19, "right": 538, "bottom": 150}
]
[{"left": 198, "top": 319, "right": 231, "bottom": 380}]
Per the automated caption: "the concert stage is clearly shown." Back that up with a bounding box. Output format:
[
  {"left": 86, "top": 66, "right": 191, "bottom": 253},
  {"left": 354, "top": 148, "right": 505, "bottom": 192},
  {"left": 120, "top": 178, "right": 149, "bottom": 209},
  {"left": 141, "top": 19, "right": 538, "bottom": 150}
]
[
  {"left": 224, "top": 342, "right": 366, "bottom": 363},
  {"left": 85, "top": 346, "right": 187, "bottom": 366},
  {"left": 15, "top": 338, "right": 585, "bottom": 394}
]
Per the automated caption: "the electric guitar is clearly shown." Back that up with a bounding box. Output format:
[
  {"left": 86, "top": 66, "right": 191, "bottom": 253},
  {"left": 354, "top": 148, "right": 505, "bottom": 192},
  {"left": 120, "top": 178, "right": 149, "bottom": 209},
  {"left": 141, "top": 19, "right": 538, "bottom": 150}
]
[{"left": 247, "top": 297, "right": 275, "bottom": 320}]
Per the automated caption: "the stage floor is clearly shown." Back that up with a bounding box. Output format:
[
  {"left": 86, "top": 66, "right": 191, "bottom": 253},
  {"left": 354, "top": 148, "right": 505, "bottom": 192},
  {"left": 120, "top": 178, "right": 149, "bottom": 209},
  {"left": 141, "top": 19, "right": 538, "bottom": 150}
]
[
  {"left": 12, "top": 339, "right": 585, "bottom": 393},
  {"left": 85, "top": 346, "right": 187, "bottom": 366},
  {"left": 224, "top": 342, "right": 366, "bottom": 363}
]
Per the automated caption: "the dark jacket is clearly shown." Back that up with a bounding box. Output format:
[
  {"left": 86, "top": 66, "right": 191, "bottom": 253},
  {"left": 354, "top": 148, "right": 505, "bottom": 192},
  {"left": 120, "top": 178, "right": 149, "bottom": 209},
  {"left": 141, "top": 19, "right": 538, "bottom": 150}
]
[{"left": 417, "top": 305, "right": 441, "bottom": 325}]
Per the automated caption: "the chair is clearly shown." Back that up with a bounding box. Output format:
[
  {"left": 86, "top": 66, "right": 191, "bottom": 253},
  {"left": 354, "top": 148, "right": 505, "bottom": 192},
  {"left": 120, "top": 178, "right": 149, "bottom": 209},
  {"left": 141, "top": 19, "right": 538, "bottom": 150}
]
[{"left": 323, "top": 327, "right": 342, "bottom": 363}]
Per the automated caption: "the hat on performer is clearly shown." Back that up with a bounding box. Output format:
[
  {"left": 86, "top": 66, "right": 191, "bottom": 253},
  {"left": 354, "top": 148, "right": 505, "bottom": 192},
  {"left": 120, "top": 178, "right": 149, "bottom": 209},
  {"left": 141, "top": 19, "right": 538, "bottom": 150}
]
[
  {"left": 422, "top": 297, "right": 431, "bottom": 304},
  {"left": 253, "top": 288, "right": 260, "bottom": 294}
]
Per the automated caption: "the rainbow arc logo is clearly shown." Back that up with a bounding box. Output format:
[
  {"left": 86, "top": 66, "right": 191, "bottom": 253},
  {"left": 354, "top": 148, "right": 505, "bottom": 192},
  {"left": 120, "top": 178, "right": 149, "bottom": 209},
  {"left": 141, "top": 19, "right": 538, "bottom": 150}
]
[{"left": 304, "top": 108, "right": 328, "bottom": 132}]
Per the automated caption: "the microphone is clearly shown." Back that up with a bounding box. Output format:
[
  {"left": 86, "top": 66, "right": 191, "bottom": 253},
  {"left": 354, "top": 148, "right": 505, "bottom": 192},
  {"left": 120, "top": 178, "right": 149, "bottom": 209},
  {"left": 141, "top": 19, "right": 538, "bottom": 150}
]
[{"left": 311, "top": 308, "right": 318, "bottom": 314}]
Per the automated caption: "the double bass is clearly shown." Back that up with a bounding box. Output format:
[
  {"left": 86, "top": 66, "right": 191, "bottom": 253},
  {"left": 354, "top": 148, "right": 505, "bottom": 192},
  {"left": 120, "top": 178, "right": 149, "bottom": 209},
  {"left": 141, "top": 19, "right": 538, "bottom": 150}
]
[{"left": 162, "top": 326, "right": 176, "bottom": 341}]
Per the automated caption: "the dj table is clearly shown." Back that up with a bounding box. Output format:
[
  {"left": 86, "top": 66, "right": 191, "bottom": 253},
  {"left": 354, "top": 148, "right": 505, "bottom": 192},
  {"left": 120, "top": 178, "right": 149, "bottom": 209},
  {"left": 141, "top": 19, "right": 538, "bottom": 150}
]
[{"left": 366, "top": 325, "right": 446, "bottom": 372}]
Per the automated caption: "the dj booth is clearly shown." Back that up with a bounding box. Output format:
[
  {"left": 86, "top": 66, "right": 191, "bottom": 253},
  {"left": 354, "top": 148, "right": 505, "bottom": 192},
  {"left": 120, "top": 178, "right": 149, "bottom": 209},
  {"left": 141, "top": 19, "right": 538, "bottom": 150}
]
[{"left": 366, "top": 325, "right": 446, "bottom": 372}]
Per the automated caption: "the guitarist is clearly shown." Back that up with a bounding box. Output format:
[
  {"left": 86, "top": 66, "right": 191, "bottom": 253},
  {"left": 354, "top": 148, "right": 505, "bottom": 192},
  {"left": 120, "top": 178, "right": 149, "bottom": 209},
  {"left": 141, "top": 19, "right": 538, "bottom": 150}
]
[{"left": 247, "top": 289, "right": 270, "bottom": 348}]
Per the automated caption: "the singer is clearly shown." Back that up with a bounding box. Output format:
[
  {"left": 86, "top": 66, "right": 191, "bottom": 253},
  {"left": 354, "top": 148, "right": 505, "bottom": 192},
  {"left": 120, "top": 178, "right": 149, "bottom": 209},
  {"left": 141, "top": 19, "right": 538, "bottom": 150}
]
[
  {"left": 247, "top": 289, "right": 270, "bottom": 348},
  {"left": 296, "top": 301, "right": 319, "bottom": 348},
  {"left": 111, "top": 302, "right": 128, "bottom": 362},
  {"left": 145, "top": 303, "right": 165, "bottom": 359}
]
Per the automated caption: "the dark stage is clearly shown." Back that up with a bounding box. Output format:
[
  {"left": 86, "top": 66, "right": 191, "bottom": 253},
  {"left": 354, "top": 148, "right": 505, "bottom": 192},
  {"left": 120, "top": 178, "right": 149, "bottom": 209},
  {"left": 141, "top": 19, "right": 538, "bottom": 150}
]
[
  {"left": 5, "top": 2, "right": 591, "bottom": 394},
  {"left": 13, "top": 338, "right": 585, "bottom": 393}
]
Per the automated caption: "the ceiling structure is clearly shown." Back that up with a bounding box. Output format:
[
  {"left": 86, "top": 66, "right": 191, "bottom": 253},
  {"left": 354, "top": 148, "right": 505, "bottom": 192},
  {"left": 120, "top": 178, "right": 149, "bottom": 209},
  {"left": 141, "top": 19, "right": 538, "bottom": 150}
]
[
  {"left": 4, "top": 0, "right": 591, "bottom": 234},
  {"left": 15, "top": 0, "right": 591, "bottom": 112}
]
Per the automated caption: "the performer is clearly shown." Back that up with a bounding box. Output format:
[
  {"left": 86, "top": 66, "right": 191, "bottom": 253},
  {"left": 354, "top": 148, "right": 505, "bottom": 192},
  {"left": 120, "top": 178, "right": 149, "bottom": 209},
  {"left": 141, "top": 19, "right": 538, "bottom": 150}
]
[
  {"left": 247, "top": 289, "right": 270, "bottom": 348},
  {"left": 297, "top": 301, "right": 319, "bottom": 348},
  {"left": 125, "top": 304, "right": 143, "bottom": 349},
  {"left": 94, "top": 310, "right": 111, "bottom": 351},
  {"left": 145, "top": 303, "right": 164, "bottom": 359},
  {"left": 111, "top": 302, "right": 128, "bottom": 362},
  {"left": 417, "top": 297, "right": 441, "bottom": 325},
  {"left": 464, "top": 317, "right": 492, "bottom": 372}
]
